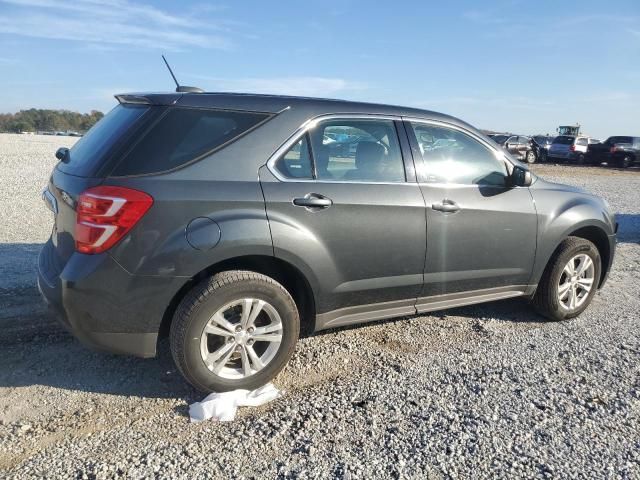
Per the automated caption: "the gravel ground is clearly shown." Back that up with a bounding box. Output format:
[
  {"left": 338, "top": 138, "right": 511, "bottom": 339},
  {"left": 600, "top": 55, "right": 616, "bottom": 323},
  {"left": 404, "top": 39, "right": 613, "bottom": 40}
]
[{"left": 1, "top": 134, "right": 639, "bottom": 479}]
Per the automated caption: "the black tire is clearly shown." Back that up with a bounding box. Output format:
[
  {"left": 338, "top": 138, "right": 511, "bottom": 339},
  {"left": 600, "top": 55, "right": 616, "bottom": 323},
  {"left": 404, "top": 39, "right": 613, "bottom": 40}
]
[
  {"left": 539, "top": 151, "right": 547, "bottom": 163},
  {"left": 525, "top": 150, "right": 536, "bottom": 164},
  {"left": 170, "top": 270, "right": 300, "bottom": 392},
  {"left": 576, "top": 153, "right": 585, "bottom": 165},
  {"left": 533, "top": 237, "right": 601, "bottom": 321},
  {"left": 620, "top": 155, "right": 631, "bottom": 168}
]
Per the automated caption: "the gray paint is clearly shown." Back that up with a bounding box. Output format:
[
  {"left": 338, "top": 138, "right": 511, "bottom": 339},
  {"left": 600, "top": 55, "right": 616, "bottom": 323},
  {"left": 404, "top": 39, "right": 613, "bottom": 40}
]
[{"left": 38, "top": 92, "right": 617, "bottom": 358}]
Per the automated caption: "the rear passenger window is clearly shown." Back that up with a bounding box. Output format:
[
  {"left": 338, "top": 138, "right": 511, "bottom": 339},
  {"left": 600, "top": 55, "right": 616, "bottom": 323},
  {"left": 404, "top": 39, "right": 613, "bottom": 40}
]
[
  {"left": 309, "top": 119, "right": 405, "bottom": 183},
  {"left": 112, "top": 108, "right": 269, "bottom": 176},
  {"left": 576, "top": 138, "right": 588, "bottom": 146},
  {"left": 274, "top": 135, "right": 313, "bottom": 179},
  {"left": 410, "top": 122, "right": 508, "bottom": 186}
]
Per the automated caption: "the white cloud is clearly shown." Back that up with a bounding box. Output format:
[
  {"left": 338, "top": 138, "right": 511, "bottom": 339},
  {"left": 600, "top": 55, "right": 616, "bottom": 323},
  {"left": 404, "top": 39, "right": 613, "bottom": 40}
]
[
  {"left": 186, "top": 75, "right": 367, "bottom": 97},
  {"left": 0, "top": 0, "right": 234, "bottom": 50}
]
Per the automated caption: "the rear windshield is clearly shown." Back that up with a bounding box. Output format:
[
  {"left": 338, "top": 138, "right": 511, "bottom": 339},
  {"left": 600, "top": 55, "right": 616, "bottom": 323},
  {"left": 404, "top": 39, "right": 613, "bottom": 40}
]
[
  {"left": 553, "top": 136, "right": 575, "bottom": 145},
  {"left": 112, "top": 107, "right": 270, "bottom": 176},
  {"left": 605, "top": 136, "right": 633, "bottom": 145},
  {"left": 58, "top": 104, "right": 149, "bottom": 177}
]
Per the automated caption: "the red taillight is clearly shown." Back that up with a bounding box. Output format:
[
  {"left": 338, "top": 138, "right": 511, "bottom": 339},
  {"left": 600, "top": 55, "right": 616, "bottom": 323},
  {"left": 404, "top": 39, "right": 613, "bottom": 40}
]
[
  {"left": 75, "top": 186, "right": 153, "bottom": 254},
  {"left": 610, "top": 146, "right": 617, "bottom": 153},
  {"left": 569, "top": 144, "right": 576, "bottom": 152}
]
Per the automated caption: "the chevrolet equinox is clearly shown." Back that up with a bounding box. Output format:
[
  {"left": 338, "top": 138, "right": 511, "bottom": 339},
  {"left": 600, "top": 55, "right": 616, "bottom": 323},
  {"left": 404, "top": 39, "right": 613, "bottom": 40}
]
[{"left": 38, "top": 92, "right": 617, "bottom": 392}]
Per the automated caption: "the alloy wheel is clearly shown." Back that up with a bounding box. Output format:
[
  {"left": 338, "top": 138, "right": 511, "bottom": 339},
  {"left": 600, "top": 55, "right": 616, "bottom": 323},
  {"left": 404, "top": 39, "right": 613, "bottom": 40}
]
[
  {"left": 199, "top": 298, "right": 283, "bottom": 379},
  {"left": 557, "top": 254, "right": 595, "bottom": 311}
]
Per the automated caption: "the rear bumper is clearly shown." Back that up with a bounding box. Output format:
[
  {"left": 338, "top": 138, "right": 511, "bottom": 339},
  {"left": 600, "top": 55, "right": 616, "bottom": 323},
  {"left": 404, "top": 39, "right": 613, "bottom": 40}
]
[
  {"left": 37, "top": 239, "right": 185, "bottom": 358},
  {"left": 548, "top": 151, "right": 582, "bottom": 161}
]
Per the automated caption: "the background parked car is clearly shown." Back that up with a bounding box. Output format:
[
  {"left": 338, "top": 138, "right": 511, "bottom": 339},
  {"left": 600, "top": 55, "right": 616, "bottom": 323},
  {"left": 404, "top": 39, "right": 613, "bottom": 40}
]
[
  {"left": 548, "top": 135, "right": 591, "bottom": 164},
  {"left": 532, "top": 135, "right": 554, "bottom": 162},
  {"left": 490, "top": 134, "right": 536, "bottom": 163},
  {"left": 585, "top": 136, "right": 640, "bottom": 168}
]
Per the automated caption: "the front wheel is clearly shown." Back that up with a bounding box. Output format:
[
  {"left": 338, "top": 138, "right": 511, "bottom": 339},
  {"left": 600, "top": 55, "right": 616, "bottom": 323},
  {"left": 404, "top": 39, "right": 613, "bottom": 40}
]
[
  {"left": 533, "top": 237, "right": 601, "bottom": 321},
  {"left": 170, "top": 271, "right": 300, "bottom": 392}
]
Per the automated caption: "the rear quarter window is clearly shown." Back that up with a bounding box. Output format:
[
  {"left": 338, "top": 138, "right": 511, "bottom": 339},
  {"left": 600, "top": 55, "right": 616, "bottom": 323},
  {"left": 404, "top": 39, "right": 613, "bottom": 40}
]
[
  {"left": 57, "top": 104, "right": 149, "bottom": 177},
  {"left": 111, "top": 108, "right": 270, "bottom": 176}
]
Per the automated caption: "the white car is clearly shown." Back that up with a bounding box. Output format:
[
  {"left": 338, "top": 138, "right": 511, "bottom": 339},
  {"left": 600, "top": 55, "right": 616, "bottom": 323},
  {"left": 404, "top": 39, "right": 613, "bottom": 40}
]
[{"left": 548, "top": 135, "right": 591, "bottom": 164}]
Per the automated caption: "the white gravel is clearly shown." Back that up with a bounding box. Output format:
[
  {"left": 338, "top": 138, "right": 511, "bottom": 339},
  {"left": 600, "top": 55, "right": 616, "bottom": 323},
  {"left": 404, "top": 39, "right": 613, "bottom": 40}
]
[{"left": 1, "top": 135, "right": 639, "bottom": 479}]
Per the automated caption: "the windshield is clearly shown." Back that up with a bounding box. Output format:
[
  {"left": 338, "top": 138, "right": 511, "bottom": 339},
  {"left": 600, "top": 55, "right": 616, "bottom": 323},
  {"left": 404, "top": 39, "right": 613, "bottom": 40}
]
[
  {"left": 553, "top": 136, "right": 575, "bottom": 145},
  {"left": 58, "top": 104, "right": 149, "bottom": 177}
]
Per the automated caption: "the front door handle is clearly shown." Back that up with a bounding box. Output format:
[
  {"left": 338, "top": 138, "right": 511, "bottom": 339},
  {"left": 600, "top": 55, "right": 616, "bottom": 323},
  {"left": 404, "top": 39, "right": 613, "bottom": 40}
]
[
  {"left": 293, "top": 193, "right": 333, "bottom": 210},
  {"left": 432, "top": 199, "right": 460, "bottom": 213}
]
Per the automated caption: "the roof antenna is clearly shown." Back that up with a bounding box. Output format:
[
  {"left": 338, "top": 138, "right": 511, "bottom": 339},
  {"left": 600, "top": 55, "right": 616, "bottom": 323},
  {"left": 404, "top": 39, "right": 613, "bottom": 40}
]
[{"left": 161, "top": 55, "right": 204, "bottom": 94}]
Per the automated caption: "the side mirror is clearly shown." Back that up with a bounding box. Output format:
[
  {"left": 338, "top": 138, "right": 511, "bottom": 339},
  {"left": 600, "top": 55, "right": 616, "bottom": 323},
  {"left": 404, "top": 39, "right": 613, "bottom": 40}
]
[
  {"left": 511, "top": 166, "right": 532, "bottom": 187},
  {"left": 55, "top": 147, "right": 69, "bottom": 162}
]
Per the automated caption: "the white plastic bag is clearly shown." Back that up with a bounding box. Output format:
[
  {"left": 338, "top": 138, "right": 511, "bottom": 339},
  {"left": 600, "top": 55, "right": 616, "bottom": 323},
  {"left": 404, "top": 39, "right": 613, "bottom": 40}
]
[{"left": 189, "top": 383, "right": 282, "bottom": 422}]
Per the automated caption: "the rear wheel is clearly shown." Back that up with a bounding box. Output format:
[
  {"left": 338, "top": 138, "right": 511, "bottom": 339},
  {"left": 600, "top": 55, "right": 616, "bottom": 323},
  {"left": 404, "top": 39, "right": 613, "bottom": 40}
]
[
  {"left": 533, "top": 237, "right": 601, "bottom": 321},
  {"left": 576, "top": 153, "right": 585, "bottom": 165},
  {"left": 620, "top": 155, "right": 632, "bottom": 168},
  {"left": 170, "top": 271, "right": 300, "bottom": 392}
]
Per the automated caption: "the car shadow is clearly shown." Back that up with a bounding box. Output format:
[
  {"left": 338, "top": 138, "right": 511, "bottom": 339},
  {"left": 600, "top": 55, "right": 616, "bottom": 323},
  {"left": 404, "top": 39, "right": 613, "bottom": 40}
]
[{"left": 616, "top": 213, "right": 640, "bottom": 244}]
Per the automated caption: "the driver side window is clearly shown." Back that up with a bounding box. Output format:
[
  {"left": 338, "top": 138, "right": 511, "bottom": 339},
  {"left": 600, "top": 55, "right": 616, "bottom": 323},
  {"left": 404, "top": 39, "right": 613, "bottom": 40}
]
[{"left": 410, "top": 122, "right": 508, "bottom": 186}]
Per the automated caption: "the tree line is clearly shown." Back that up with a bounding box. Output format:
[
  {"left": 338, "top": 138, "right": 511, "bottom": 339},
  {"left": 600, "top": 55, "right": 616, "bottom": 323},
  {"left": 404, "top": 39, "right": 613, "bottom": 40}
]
[{"left": 0, "top": 109, "right": 104, "bottom": 133}]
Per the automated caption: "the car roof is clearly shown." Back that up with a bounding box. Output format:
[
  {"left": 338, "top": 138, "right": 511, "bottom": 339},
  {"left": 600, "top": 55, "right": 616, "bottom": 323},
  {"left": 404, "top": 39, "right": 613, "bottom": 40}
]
[{"left": 115, "top": 91, "right": 474, "bottom": 129}]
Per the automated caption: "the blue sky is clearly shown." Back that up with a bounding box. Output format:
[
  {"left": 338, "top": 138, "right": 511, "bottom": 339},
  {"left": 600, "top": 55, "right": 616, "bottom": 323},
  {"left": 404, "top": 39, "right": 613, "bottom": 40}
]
[{"left": 0, "top": 0, "right": 638, "bottom": 138}]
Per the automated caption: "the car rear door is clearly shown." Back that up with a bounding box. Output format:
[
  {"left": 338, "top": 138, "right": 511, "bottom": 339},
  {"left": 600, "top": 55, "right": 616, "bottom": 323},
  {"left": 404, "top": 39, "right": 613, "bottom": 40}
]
[
  {"left": 260, "top": 116, "right": 426, "bottom": 328},
  {"left": 404, "top": 119, "right": 538, "bottom": 306},
  {"left": 506, "top": 136, "right": 520, "bottom": 158}
]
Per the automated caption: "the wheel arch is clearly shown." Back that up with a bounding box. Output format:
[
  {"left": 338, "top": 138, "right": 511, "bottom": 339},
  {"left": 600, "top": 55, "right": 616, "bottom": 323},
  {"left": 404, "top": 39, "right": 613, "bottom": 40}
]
[
  {"left": 566, "top": 225, "right": 610, "bottom": 287},
  {"left": 157, "top": 255, "right": 317, "bottom": 346},
  {"left": 535, "top": 223, "right": 611, "bottom": 290}
]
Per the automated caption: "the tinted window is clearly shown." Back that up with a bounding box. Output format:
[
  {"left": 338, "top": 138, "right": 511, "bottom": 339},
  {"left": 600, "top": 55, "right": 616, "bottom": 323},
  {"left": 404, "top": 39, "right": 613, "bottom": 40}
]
[
  {"left": 491, "top": 135, "right": 509, "bottom": 144},
  {"left": 576, "top": 138, "right": 588, "bottom": 146},
  {"left": 308, "top": 119, "right": 405, "bottom": 182},
  {"left": 410, "top": 123, "right": 508, "bottom": 186},
  {"left": 553, "top": 136, "right": 575, "bottom": 145},
  {"left": 274, "top": 134, "right": 313, "bottom": 179},
  {"left": 58, "top": 104, "right": 149, "bottom": 177},
  {"left": 112, "top": 108, "right": 269, "bottom": 176},
  {"left": 519, "top": 137, "right": 530, "bottom": 144}
]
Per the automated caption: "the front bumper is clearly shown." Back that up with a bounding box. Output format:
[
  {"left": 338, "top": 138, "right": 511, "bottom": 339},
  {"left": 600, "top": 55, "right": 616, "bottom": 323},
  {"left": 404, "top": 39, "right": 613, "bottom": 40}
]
[{"left": 37, "top": 239, "right": 185, "bottom": 358}]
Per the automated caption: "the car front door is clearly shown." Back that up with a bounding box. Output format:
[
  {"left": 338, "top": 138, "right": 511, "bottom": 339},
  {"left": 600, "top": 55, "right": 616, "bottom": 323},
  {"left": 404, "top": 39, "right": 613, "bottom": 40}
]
[
  {"left": 260, "top": 116, "right": 427, "bottom": 329},
  {"left": 404, "top": 120, "right": 538, "bottom": 309}
]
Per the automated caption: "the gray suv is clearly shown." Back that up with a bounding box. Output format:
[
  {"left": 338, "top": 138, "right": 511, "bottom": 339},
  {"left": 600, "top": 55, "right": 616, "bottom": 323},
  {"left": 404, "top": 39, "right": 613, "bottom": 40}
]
[{"left": 38, "top": 92, "right": 617, "bottom": 392}]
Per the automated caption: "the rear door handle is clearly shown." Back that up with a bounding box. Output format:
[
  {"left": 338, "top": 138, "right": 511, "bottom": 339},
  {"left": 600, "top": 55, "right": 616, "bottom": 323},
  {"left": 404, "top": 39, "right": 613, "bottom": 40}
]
[
  {"left": 432, "top": 199, "right": 460, "bottom": 213},
  {"left": 293, "top": 193, "right": 333, "bottom": 210}
]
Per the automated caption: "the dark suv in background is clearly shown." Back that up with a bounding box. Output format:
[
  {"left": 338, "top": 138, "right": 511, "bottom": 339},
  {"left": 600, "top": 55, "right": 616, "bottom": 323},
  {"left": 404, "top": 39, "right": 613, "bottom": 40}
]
[
  {"left": 586, "top": 136, "right": 640, "bottom": 168},
  {"left": 39, "top": 91, "right": 616, "bottom": 392}
]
